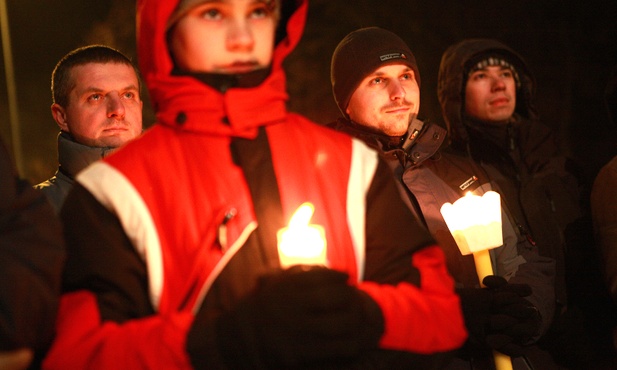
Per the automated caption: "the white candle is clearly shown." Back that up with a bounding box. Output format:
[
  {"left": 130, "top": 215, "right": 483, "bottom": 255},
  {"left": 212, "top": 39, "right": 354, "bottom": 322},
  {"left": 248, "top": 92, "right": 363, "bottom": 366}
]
[
  {"left": 277, "top": 202, "right": 327, "bottom": 268},
  {"left": 440, "top": 191, "right": 502, "bottom": 255}
]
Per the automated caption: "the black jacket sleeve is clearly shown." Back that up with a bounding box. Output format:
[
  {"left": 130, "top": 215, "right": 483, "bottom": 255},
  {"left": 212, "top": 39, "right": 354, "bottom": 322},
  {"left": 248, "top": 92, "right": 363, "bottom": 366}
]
[
  {"left": 60, "top": 184, "right": 155, "bottom": 322},
  {"left": 363, "top": 158, "right": 435, "bottom": 285},
  {"left": 0, "top": 141, "right": 65, "bottom": 351}
]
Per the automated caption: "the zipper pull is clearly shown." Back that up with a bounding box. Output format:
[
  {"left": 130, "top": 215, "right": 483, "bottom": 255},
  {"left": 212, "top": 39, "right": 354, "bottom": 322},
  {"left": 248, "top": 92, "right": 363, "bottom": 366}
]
[
  {"left": 526, "top": 233, "right": 537, "bottom": 246},
  {"left": 517, "top": 223, "right": 537, "bottom": 246},
  {"left": 218, "top": 208, "right": 237, "bottom": 252}
]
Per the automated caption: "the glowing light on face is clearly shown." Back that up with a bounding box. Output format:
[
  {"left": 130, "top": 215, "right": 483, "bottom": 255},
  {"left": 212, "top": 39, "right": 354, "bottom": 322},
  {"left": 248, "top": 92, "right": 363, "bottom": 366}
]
[
  {"left": 346, "top": 64, "right": 420, "bottom": 136},
  {"left": 465, "top": 66, "right": 517, "bottom": 123},
  {"left": 169, "top": 0, "right": 278, "bottom": 74},
  {"left": 52, "top": 63, "right": 143, "bottom": 148}
]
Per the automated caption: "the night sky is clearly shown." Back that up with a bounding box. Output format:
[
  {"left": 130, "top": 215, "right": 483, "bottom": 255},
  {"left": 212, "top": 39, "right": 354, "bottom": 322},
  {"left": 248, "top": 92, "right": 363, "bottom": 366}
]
[{"left": 1, "top": 0, "right": 617, "bottom": 188}]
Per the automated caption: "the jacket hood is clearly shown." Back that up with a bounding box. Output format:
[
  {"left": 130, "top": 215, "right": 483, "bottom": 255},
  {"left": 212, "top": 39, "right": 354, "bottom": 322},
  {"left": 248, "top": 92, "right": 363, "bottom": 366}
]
[
  {"left": 437, "top": 38, "right": 537, "bottom": 148},
  {"left": 136, "top": 0, "right": 307, "bottom": 137}
]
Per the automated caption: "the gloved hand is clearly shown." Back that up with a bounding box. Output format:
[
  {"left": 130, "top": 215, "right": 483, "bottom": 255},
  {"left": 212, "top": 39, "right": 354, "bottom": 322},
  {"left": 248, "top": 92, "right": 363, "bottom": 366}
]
[
  {"left": 483, "top": 275, "right": 542, "bottom": 356},
  {"left": 214, "top": 266, "right": 385, "bottom": 368},
  {"left": 457, "top": 275, "right": 541, "bottom": 357}
]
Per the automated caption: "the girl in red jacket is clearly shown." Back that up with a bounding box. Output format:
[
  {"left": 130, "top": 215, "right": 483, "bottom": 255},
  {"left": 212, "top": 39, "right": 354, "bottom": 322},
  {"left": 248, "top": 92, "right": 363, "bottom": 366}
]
[{"left": 44, "top": 1, "right": 467, "bottom": 368}]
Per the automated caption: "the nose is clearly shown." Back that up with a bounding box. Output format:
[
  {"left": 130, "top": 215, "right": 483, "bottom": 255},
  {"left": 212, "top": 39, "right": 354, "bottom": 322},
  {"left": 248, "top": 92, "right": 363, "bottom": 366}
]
[
  {"left": 491, "top": 75, "right": 507, "bottom": 91},
  {"left": 107, "top": 94, "right": 126, "bottom": 119},
  {"left": 227, "top": 18, "right": 254, "bottom": 51},
  {"left": 390, "top": 80, "right": 406, "bottom": 101}
]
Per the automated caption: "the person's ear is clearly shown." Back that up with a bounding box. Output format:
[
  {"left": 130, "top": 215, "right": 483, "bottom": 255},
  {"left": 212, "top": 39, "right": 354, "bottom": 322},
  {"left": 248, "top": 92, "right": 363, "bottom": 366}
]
[{"left": 51, "top": 103, "right": 69, "bottom": 132}]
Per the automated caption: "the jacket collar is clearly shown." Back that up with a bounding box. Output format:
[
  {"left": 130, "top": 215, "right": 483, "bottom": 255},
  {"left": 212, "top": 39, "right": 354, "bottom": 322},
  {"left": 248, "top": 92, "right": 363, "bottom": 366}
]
[
  {"left": 330, "top": 116, "right": 446, "bottom": 168},
  {"left": 57, "top": 132, "right": 114, "bottom": 179}
]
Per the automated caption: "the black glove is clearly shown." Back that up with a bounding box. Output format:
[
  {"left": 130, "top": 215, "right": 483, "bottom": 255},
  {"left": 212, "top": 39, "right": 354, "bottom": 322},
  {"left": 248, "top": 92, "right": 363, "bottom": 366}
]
[
  {"left": 457, "top": 275, "right": 541, "bottom": 357},
  {"left": 214, "top": 266, "right": 385, "bottom": 368},
  {"left": 483, "top": 275, "right": 542, "bottom": 356}
]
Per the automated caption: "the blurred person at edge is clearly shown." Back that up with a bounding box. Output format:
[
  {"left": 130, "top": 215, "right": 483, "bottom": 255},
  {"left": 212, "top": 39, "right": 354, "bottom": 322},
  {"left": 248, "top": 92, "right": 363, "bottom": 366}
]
[
  {"left": 0, "top": 137, "right": 64, "bottom": 370},
  {"left": 329, "top": 28, "right": 556, "bottom": 369},
  {"left": 42, "top": 1, "right": 467, "bottom": 369},
  {"left": 590, "top": 64, "right": 617, "bottom": 367},
  {"left": 35, "top": 45, "right": 143, "bottom": 214}
]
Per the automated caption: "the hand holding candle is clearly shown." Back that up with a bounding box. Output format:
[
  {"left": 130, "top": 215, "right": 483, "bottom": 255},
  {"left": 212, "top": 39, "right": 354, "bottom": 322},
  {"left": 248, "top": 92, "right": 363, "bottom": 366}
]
[
  {"left": 441, "top": 191, "right": 513, "bottom": 370},
  {"left": 277, "top": 202, "right": 328, "bottom": 268}
]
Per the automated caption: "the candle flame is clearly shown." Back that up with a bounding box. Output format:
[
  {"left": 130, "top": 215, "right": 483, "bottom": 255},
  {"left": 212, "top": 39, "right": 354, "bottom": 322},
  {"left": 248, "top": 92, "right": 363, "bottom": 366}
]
[
  {"left": 288, "top": 202, "right": 314, "bottom": 229},
  {"left": 277, "top": 202, "right": 327, "bottom": 268}
]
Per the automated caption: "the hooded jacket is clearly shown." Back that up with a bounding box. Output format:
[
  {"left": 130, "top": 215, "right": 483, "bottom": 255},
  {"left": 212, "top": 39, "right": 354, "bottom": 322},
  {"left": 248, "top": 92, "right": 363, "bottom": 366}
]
[
  {"left": 35, "top": 132, "right": 115, "bottom": 214},
  {"left": 438, "top": 39, "right": 581, "bottom": 309},
  {"left": 43, "top": 1, "right": 467, "bottom": 369}
]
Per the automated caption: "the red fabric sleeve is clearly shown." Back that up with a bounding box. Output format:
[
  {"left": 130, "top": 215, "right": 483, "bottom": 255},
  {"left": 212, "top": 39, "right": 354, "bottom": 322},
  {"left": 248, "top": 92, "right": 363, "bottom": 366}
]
[
  {"left": 359, "top": 245, "right": 468, "bottom": 353},
  {"left": 43, "top": 292, "right": 194, "bottom": 370}
]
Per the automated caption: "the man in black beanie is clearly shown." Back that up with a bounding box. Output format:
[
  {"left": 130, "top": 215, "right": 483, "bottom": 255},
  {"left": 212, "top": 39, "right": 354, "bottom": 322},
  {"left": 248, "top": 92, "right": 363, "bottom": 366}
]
[
  {"left": 330, "top": 28, "right": 559, "bottom": 369},
  {"left": 329, "top": 27, "right": 442, "bottom": 218}
]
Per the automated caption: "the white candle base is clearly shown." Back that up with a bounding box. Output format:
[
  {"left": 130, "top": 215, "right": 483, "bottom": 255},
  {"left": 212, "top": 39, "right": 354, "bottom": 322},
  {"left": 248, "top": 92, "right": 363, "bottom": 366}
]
[{"left": 472, "top": 249, "right": 493, "bottom": 287}]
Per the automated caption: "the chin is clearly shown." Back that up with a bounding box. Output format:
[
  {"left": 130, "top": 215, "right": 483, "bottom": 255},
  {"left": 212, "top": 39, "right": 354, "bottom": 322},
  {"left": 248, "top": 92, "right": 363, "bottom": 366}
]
[
  {"left": 487, "top": 115, "right": 512, "bottom": 123},
  {"left": 384, "top": 130, "right": 406, "bottom": 137},
  {"left": 98, "top": 137, "right": 129, "bottom": 148},
  {"left": 391, "top": 126, "right": 409, "bottom": 137}
]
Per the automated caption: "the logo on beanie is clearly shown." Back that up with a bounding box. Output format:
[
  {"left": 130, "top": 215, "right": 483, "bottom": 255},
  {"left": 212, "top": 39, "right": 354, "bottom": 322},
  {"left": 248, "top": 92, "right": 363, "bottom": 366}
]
[{"left": 380, "top": 52, "right": 407, "bottom": 62}]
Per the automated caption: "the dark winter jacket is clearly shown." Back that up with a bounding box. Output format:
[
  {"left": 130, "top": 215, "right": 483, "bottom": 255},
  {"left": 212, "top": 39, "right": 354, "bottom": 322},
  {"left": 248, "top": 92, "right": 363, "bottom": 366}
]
[
  {"left": 438, "top": 38, "right": 581, "bottom": 309},
  {"left": 35, "top": 132, "right": 115, "bottom": 214},
  {"left": 331, "top": 113, "right": 557, "bottom": 369},
  {"left": 0, "top": 138, "right": 65, "bottom": 358},
  {"left": 592, "top": 156, "right": 617, "bottom": 301},
  {"left": 328, "top": 116, "right": 445, "bottom": 222}
]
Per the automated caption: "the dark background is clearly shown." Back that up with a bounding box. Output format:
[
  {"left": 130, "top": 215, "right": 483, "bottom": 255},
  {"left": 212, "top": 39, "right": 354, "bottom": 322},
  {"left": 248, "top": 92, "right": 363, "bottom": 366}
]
[{"left": 1, "top": 0, "right": 617, "bottom": 187}]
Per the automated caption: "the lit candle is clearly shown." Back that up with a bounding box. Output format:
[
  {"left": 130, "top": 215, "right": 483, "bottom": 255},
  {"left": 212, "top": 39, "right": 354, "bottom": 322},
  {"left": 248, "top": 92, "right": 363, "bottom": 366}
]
[
  {"left": 440, "top": 191, "right": 503, "bottom": 256},
  {"left": 277, "top": 202, "right": 327, "bottom": 268},
  {"left": 440, "top": 191, "right": 513, "bottom": 370}
]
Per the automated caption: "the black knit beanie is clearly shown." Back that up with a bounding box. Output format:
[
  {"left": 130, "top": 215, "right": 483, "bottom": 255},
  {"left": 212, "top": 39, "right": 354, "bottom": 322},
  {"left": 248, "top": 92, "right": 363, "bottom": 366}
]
[
  {"left": 331, "top": 27, "right": 420, "bottom": 117},
  {"left": 465, "top": 51, "right": 521, "bottom": 88}
]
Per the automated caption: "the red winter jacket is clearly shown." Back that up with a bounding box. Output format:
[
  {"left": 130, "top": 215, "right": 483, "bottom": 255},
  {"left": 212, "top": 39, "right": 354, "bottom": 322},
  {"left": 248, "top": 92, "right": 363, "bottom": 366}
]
[{"left": 43, "top": 0, "right": 466, "bottom": 368}]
